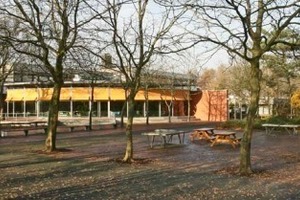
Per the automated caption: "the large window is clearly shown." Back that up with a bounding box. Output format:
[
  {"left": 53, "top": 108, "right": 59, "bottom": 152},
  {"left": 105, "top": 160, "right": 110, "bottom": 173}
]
[
  {"left": 148, "top": 101, "right": 159, "bottom": 116},
  {"left": 111, "top": 101, "right": 125, "bottom": 117}
]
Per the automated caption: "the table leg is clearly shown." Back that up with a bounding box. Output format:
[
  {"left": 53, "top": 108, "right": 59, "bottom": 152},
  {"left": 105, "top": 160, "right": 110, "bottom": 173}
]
[
  {"left": 229, "top": 139, "right": 236, "bottom": 148},
  {"left": 161, "top": 135, "right": 167, "bottom": 147},
  {"left": 177, "top": 134, "right": 181, "bottom": 144},
  {"left": 210, "top": 137, "right": 217, "bottom": 147},
  {"left": 147, "top": 135, "right": 155, "bottom": 148}
]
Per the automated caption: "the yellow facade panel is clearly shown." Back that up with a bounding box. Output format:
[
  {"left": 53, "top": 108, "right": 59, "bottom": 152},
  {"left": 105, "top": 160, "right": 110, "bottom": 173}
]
[
  {"left": 146, "top": 89, "right": 187, "bottom": 101},
  {"left": 6, "top": 87, "right": 188, "bottom": 102},
  {"left": 93, "top": 88, "right": 109, "bottom": 100},
  {"left": 135, "top": 90, "right": 146, "bottom": 100},
  {"left": 109, "top": 88, "right": 126, "bottom": 100},
  {"left": 6, "top": 88, "right": 38, "bottom": 101},
  {"left": 6, "top": 89, "right": 25, "bottom": 101},
  {"left": 39, "top": 88, "right": 53, "bottom": 101},
  {"left": 68, "top": 87, "right": 90, "bottom": 100}
]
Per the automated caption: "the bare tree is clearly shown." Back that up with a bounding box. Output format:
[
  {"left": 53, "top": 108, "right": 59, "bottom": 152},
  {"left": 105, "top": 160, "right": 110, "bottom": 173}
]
[
  {"left": 0, "top": 0, "right": 97, "bottom": 152},
  {"left": 91, "top": 0, "right": 194, "bottom": 162},
  {"left": 181, "top": 0, "right": 300, "bottom": 175},
  {"left": 0, "top": 18, "right": 23, "bottom": 120},
  {"left": 0, "top": 45, "right": 20, "bottom": 120}
]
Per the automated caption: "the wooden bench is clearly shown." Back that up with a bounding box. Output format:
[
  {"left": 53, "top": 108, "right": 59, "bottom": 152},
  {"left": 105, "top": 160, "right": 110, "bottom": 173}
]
[
  {"left": 190, "top": 128, "right": 215, "bottom": 142},
  {"left": 262, "top": 124, "right": 299, "bottom": 135},
  {"left": 65, "top": 125, "right": 90, "bottom": 132},
  {"left": 98, "top": 121, "right": 117, "bottom": 129},
  {"left": 1, "top": 126, "right": 48, "bottom": 137},
  {"left": 210, "top": 132, "right": 239, "bottom": 148},
  {"left": 63, "top": 121, "right": 117, "bottom": 132}
]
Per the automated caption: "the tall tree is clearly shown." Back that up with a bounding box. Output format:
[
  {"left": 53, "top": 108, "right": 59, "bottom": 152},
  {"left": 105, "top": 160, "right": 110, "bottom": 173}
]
[
  {"left": 0, "top": 0, "right": 96, "bottom": 152},
  {"left": 182, "top": 0, "right": 300, "bottom": 175},
  {"left": 91, "top": 0, "right": 193, "bottom": 162},
  {"left": 0, "top": 18, "right": 23, "bottom": 120},
  {"left": 261, "top": 29, "right": 300, "bottom": 116}
]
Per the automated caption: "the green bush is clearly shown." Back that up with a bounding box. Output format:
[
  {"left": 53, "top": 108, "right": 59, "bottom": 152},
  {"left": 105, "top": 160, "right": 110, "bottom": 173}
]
[
  {"left": 219, "top": 116, "right": 300, "bottom": 130},
  {"left": 219, "top": 120, "right": 246, "bottom": 129},
  {"left": 263, "top": 116, "right": 300, "bottom": 125},
  {"left": 219, "top": 119, "right": 263, "bottom": 129}
]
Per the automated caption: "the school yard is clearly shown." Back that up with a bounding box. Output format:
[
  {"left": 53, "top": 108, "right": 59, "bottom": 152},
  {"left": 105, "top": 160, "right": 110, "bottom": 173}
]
[{"left": 1, "top": 122, "right": 300, "bottom": 200}]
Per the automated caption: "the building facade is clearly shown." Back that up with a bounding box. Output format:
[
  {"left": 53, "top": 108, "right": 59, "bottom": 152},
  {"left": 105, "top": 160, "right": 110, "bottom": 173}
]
[
  {"left": 2, "top": 64, "right": 229, "bottom": 121},
  {"left": 4, "top": 83, "right": 228, "bottom": 121}
]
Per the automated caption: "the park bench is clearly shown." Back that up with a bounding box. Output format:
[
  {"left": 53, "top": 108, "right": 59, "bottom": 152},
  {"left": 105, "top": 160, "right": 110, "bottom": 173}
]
[
  {"left": 62, "top": 119, "right": 117, "bottom": 132},
  {"left": 0, "top": 121, "right": 48, "bottom": 137},
  {"left": 262, "top": 124, "right": 299, "bottom": 135},
  {"left": 1, "top": 126, "right": 48, "bottom": 137}
]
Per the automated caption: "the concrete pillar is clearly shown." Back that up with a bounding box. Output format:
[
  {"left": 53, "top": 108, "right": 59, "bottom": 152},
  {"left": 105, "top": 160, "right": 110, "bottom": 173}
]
[{"left": 159, "top": 101, "right": 161, "bottom": 117}]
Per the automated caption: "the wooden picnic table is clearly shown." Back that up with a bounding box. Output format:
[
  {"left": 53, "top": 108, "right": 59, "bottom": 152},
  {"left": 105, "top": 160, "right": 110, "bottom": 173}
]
[
  {"left": 141, "top": 129, "right": 187, "bottom": 148},
  {"left": 210, "top": 131, "right": 241, "bottom": 148},
  {"left": 190, "top": 127, "right": 215, "bottom": 142}
]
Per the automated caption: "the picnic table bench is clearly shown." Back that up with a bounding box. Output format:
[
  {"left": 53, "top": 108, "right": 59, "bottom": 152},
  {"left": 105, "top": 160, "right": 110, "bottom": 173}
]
[
  {"left": 141, "top": 129, "right": 187, "bottom": 148},
  {"left": 262, "top": 124, "right": 299, "bottom": 135},
  {"left": 190, "top": 127, "right": 241, "bottom": 148},
  {"left": 190, "top": 127, "right": 215, "bottom": 142},
  {"left": 210, "top": 131, "right": 241, "bottom": 149}
]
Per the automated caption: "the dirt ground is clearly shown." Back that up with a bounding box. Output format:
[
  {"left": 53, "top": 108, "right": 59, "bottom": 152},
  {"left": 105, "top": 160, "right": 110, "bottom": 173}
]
[{"left": 0, "top": 122, "right": 300, "bottom": 200}]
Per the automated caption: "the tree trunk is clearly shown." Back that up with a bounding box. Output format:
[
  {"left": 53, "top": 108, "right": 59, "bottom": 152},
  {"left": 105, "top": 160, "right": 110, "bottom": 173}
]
[
  {"left": 88, "top": 84, "right": 94, "bottom": 131},
  {"left": 145, "top": 86, "right": 149, "bottom": 125},
  {"left": 168, "top": 103, "right": 172, "bottom": 123},
  {"left": 120, "top": 90, "right": 128, "bottom": 128},
  {"left": 45, "top": 83, "right": 62, "bottom": 152},
  {"left": 120, "top": 99, "right": 127, "bottom": 128},
  {"left": 122, "top": 95, "right": 135, "bottom": 162},
  {"left": 239, "top": 61, "right": 261, "bottom": 175},
  {"left": 0, "top": 82, "right": 5, "bottom": 120},
  {"left": 187, "top": 90, "right": 191, "bottom": 122}
]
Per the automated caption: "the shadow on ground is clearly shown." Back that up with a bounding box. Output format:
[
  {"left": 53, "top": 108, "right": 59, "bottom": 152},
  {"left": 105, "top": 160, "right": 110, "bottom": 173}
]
[{"left": 0, "top": 122, "right": 300, "bottom": 199}]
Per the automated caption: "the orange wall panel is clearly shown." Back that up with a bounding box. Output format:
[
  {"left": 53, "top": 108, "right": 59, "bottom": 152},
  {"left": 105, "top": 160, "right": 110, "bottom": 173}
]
[{"left": 192, "top": 90, "right": 228, "bottom": 122}]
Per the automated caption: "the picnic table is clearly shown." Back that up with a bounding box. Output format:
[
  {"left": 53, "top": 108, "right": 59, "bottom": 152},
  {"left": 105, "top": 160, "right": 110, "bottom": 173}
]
[
  {"left": 141, "top": 129, "right": 187, "bottom": 148},
  {"left": 210, "top": 131, "right": 241, "bottom": 149},
  {"left": 262, "top": 123, "right": 299, "bottom": 135},
  {"left": 190, "top": 127, "right": 215, "bottom": 142}
]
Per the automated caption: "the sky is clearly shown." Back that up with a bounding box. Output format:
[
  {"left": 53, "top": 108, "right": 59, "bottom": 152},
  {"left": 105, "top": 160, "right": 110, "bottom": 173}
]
[{"left": 117, "top": 1, "right": 230, "bottom": 72}]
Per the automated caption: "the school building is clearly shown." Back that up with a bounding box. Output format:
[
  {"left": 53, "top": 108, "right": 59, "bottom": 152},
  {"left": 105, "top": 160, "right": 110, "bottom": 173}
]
[{"left": 2, "top": 65, "right": 228, "bottom": 121}]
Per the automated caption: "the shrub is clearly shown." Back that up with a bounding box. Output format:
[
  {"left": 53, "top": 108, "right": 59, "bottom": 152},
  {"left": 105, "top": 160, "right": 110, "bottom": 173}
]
[
  {"left": 263, "top": 116, "right": 300, "bottom": 125},
  {"left": 219, "top": 119, "right": 263, "bottom": 130}
]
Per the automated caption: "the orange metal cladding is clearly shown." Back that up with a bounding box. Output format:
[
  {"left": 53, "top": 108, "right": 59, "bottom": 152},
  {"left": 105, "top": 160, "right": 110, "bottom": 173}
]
[
  {"left": 194, "top": 90, "right": 228, "bottom": 122},
  {"left": 5, "top": 87, "right": 188, "bottom": 101}
]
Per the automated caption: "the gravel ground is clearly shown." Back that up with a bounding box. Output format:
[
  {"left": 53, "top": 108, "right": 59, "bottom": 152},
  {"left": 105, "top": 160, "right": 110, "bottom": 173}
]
[{"left": 0, "top": 122, "right": 300, "bottom": 200}]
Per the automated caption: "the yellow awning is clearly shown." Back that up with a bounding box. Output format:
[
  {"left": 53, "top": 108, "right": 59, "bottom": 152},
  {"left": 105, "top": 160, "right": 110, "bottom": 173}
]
[
  {"left": 6, "top": 88, "right": 38, "bottom": 101},
  {"left": 6, "top": 87, "right": 189, "bottom": 101}
]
